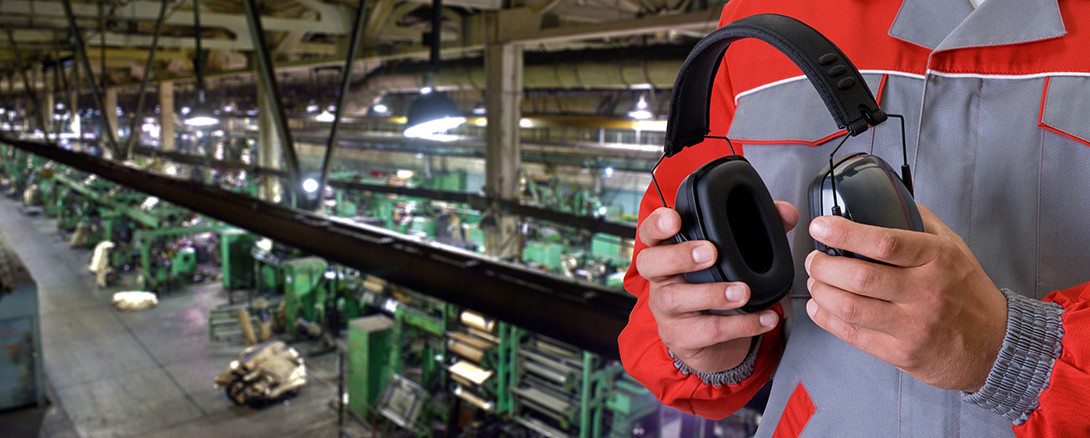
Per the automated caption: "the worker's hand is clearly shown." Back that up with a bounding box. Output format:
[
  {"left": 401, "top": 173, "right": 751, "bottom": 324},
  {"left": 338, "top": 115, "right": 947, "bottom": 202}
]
[
  {"left": 805, "top": 205, "right": 1007, "bottom": 392},
  {"left": 636, "top": 203, "right": 797, "bottom": 374}
]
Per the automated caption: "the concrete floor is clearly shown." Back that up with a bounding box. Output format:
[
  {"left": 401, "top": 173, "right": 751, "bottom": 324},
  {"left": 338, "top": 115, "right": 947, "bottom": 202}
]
[{"left": 0, "top": 198, "right": 371, "bottom": 438}]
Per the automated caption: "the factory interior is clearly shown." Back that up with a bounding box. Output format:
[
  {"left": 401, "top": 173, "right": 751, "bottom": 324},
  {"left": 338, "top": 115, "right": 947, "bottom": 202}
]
[{"left": 0, "top": 0, "right": 766, "bottom": 436}]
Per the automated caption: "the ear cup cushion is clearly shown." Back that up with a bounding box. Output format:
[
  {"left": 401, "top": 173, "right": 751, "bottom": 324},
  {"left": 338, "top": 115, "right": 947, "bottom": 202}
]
[{"left": 675, "top": 157, "right": 794, "bottom": 313}]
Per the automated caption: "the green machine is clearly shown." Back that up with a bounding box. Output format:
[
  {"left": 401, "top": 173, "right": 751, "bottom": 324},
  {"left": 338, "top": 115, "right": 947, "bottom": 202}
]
[
  {"left": 220, "top": 229, "right": 255, "bottom": 290},
  {"left": 135, "top": 224, "right": 227, "bottom": 291},
  {"left": 347, "top": 314, "right": 395, "bottom": 420},
  {"left": 282, "top": 256, "right": 329, "bottom": 333}
]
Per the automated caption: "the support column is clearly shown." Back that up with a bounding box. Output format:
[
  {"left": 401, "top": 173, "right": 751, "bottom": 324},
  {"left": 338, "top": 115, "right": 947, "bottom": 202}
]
[
  {"left": 104, "top": 87, "right": 119, "bottom": 154},
  {"left": 41, "top": 65, "right": 54, "bottom": 137},
  {"left": 159, "top": 81, "right": 175, "bottom": 152},
  {"left": 483, "top": 22, "right": 523, "bottom": 259},
  {"left": 257, "top": 74, "right": 283, "bottom": 203}
]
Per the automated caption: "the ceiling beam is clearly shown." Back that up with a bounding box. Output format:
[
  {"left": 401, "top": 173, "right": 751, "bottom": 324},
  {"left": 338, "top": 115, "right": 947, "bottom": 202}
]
[
  {"left": 501, "top": 10, "right": 717, "bottom": 44},
  {"left": 0, "top": 0, "right": 350, "bottom": 35}
]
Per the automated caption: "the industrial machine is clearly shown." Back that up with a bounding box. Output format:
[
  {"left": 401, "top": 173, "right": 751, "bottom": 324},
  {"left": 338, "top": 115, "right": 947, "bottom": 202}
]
[{"left": 0, "top": 233, "right": 45, "bottom": 411}]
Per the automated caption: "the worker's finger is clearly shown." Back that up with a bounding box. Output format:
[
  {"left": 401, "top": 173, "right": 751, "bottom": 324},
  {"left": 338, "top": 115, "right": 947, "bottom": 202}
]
[
  {"left": 775, "top": 200, "right": 800, "bottom": 232},
  {"left": 635, "top": 239, "right": 716, "bottom": 282},
  {"left": 805, "top": 250, "right": 905, "bottom": 302},
  {"left": 652, "top": 281, "right": 752, "bottom": 317},
  {"left": 638, "top": 207, "right": 683, "bottom": 247},
  {"left": 670, "top": 311, "right": 779, "bottom": 351},
  {"left": 806, "top": 277, "right": 901, "bottom": 334},
  {"left": 809, "top": 215, "right": 940, "bottom": 268}
]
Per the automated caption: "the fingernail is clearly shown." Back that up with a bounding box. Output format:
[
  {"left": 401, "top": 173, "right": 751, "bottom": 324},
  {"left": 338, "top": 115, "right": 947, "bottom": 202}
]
[
  {"left": 810, "top": 218, "right": 829, "bottom": 239},
  {"left": 726, "top": 284, "right": 745, "bottom": 302},
  {"left": 806, "top": 300, "right": 818, "bottom": 318},
  {"left": 759, "top": 311, "right": 777, "bottom": 328},
  {"left": 657, "top": 214, "right": 671, "bottom": 233},
  {"left": 692, "top": 245, "right": 713, "bottom": 264},
  {"left": 805, "top": 251, "right": 816, "bottom": 273},
  {"left": 806, "top": 277, "right": 815, "bottom": 291}
]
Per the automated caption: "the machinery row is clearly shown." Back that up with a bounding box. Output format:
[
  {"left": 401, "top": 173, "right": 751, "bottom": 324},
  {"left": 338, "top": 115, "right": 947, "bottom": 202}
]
[{"left": 0, "top": 146, "right": 663, "bottom": 437}]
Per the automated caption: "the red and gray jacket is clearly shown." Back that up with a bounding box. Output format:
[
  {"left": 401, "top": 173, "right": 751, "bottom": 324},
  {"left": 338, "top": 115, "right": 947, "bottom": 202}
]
[{"left": 620, "top": 0, "right": 1090, "bottom": 436}]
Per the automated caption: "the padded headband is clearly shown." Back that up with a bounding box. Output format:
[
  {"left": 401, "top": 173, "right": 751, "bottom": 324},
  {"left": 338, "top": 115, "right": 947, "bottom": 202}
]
[{"left": 663, "top": 14, "right": 886, "bottom": 157}]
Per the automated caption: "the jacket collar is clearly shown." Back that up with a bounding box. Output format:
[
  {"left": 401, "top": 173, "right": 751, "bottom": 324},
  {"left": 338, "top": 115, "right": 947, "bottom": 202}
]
[{"left": 889, "top": 0, "right": 1065, "bottom": 51}]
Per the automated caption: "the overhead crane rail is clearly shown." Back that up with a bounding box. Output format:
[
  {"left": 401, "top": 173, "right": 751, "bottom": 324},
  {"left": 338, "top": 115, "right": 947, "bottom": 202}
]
[{"left": 0, "top": 136, "right": 635, "bottom": 359}]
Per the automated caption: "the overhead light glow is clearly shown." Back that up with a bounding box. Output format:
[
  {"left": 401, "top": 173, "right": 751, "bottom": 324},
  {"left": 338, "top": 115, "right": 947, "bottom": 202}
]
[
  {"left": 302, "top": 178, "right": 319, "bottom": 193},
  {"left": 306, "top": 101, "right": 319, "bottom": 113},
  {"left": 404, "top": 92, "right": 464, "bottom": 138},
  {"left": 315, "top": 109, "right": 336, "bottom": 123},
  {"left": 372, "top": 102, "right": 389, "bottom": 115},
  {"left": 396, "top": 170, "right": 415, "bottom": 179},
  {"left": 628, "top": 95, "right": 653, "bottom": 120},
  {"left": 185, "top": 115, "right": 219, "bottom": 127},
  {"left": 404, "top": 116, "right": 466, "bottom": 138},
  {"left": 181, "top": 106, "right": 192, "bottom": 115},
  {"left": 420, "top": 86, "right": 433, "bottom": 95}
]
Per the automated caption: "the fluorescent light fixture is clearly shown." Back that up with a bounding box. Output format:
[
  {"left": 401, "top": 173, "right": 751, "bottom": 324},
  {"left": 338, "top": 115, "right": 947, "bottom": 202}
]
[
  {"left": 185, "top": 115, "right": 219, "bottom": 127},
  {"left": 420, "top": 85, "right": 433, "bottom": 95},
  {"left": 396, "top": 170, "right": 415, "bottom": 179},
  {"left": 185, "top": 103, "right": 219, "bottom": 127}
]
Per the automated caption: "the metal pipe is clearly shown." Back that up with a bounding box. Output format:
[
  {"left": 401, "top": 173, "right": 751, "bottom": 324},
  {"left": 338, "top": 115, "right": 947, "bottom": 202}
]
[
  {"left": 315, "top": 0, "right": 368, "bottom": 210},
  {"left": 60, "top": 0, "right": 120, "bottom": 156},
  {"left": 242, "top": 0, "right": 301, "bottom": 190},
  {"left": 124, "top": 0, "right": 170, "bottom": 160}
]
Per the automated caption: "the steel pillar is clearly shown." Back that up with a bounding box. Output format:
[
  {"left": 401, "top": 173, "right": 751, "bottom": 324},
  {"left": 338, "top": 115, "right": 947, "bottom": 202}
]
[
  {"left": 60, "top": 0, "right": 119, "bottom": 156},
  {"left": 242, "top": 0, "right": 301, "bottom": 192},
  {"left": 483, "top": 24, "right": 523, "bottom": 259},
  {"left": 105, "top": 87, "right": 119, "bottom": 151},
  {"left": 159, "top": 81, "right": 175, "bottom": 152},
  {"left": 316, "top": 0, "right": 368, "bottom": 209},
  {"left": 257, "top": 74, "right": 283, "bottom": 203}
]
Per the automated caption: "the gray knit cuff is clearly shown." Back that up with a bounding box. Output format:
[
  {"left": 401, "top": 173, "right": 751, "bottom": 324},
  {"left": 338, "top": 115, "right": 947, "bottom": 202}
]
[
  {"left": 669, "top": 337, "right": 761, "bottom": 386},
  {"left": 963, "top": 289, "right": 1064, "bottom": 425}
]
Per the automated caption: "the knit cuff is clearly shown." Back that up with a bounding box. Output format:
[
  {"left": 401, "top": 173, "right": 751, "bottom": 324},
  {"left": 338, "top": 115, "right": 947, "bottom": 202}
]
[
  {"left": 963, "top": 289, "right": 1064, "bottom": 425},
  {"left": 669, "top": 337, "right": 761, "bottom": 387}
]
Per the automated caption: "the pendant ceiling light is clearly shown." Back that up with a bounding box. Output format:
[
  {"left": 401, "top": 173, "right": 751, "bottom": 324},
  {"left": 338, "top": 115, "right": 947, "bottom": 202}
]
[
  {"left": 185, "top": 0, "right": 218, "bottom": 127},
  {"left": 403, "top": 0, "right": 463, "bottom": 138}
]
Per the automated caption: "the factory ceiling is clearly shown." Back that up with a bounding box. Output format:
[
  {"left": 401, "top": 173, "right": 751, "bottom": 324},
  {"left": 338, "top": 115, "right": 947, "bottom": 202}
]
[{"left": 0, "top": 0, "right": 722, "bottom": 97}]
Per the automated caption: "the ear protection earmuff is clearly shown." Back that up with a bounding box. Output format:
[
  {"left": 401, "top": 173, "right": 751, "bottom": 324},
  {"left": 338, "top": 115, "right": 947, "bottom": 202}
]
[{"left": 652, "top": 14, "right": 920, "bottom": 314}]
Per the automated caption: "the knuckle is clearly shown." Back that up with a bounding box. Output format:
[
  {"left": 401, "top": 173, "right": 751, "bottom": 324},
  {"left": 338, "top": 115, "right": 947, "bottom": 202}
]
[
  {"left": 850, "top": 267, "right": 879, "bottom": 292},
  {"left": 838, "top": 321, "right": 860, "bottom": 345},
  {"left": 890, "top": 346, "right": 916, "bottom": 368},
  {"left": 652, "top": 285, "right": 680, "bottom": 314},
  {"left": 837, "top": 299, "right": 860, "bottom": 323},
  {"left": 873, "top": 234, "right": 901, "bottom": 259}
]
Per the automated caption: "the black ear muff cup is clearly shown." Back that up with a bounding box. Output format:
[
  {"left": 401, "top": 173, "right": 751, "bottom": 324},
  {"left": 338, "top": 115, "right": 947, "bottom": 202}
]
[{"left": 674, "top": 156, "right": 794, "bottom": 313}]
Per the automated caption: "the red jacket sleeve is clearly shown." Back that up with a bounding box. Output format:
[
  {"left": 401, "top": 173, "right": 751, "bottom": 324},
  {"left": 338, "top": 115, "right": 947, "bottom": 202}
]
[
  {"left": 1013, "top": 283, "right": 1090, "bottom": 436},
  {"left": 616, "top": 6, "right": 786, "bottom": 420}
]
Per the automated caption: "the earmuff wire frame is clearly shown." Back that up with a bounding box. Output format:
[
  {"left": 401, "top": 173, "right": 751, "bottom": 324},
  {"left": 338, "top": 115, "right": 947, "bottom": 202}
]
[
  {"left": 650, "top": 134, "right": 740, "bottom": 211},
  {"left": 824, "top": 111, "right": 911, "bottom": 215},
  {"left": 886, "top": 113, "right": 913, "bottom": 195}
]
